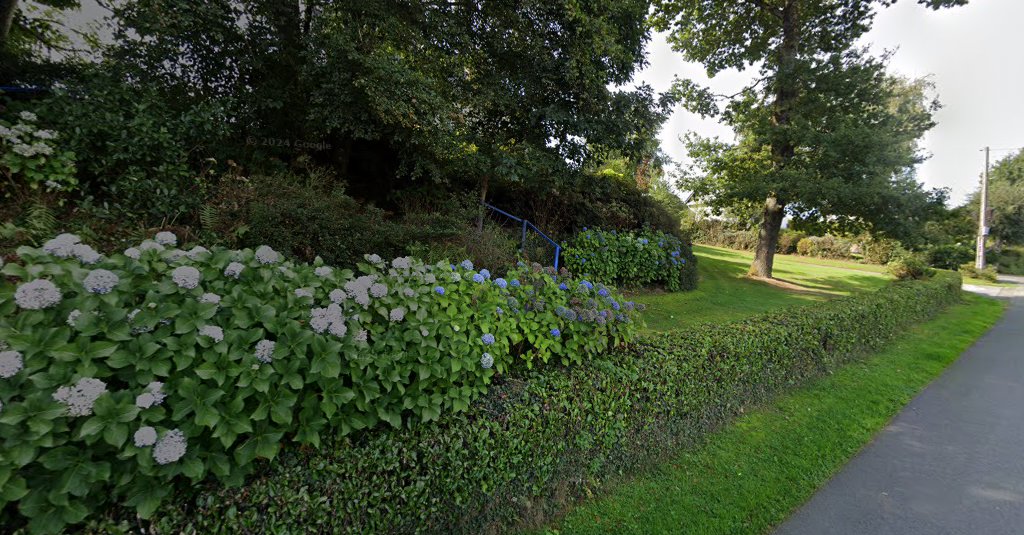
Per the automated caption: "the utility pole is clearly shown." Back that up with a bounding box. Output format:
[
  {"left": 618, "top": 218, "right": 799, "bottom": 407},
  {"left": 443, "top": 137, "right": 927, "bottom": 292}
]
[{"left": 976, "top": 146, "right": 990, "bottom": 270}]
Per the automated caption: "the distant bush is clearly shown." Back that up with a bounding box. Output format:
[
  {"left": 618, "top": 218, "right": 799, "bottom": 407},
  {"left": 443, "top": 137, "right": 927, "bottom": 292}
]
[
  {"left": 991, "top": 246, "right": 1024, "bottom": 276},
  {"left": 862, "top": 237, "right": 901, "bottom": 265},
  {"left": 0, "top": 233, "right": 640, "bottom": 532},
  {"left": 926, "top": 244, "right": 974, "bottom": 270},
  {"left": 137, "top": 272, "right": 962, "bottom": 535},
  {"left": 776, "top": 230, "right": 807, "bottom": 254},
  {"left": 796, "top": 237, "right": 815, "bottom": 256},
  {"left": 959, "top": 262, "right": 998, "bottom": 282},
  {"left": 888, "top": 252, "right": 933, "bottom": 280},
  {"left": 563, "top": 228, "right": 697, "bottom": 292},
  {"left": 691, "top": 219, "right": 758, "bottom": 251}
]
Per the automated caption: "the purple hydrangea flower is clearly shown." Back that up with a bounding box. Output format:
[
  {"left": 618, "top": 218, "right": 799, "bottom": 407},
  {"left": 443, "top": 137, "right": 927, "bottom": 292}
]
[{"left": 481, "top": 333, "right": 495, "bottom": 345}]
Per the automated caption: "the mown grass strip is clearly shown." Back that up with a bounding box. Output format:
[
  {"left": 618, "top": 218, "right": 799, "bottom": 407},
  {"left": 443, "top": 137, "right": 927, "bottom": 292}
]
[{"left": 544, "top": 293, "right": 1005, "bottom": 535}]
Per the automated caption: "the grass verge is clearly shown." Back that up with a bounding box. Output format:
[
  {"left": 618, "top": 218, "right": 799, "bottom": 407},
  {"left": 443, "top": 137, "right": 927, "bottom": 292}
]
[
  {"left": 636, "top": 245, "right": 890, "bottom": 331},
  {"left": 543, "top": 292, "right": 1005, "bottom": 535}
]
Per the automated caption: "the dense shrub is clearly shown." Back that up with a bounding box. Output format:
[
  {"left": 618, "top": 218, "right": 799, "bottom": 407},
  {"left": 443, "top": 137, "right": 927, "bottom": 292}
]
[
  {"left": 887, "top": 251, "right": 933, "bottom": 280},
  {"left": 775, "top": 230, "right": 807, "bottom": 254},
  {"left": 926, "top": 243, "right": 974, "bottom": 270},
  {"left": 991, "top": 246, "right": 1024, "bottom": 276},
  {"left": 133, "top": 273, "right": 962, "bottom": 535},
  {"left": 959, "top": 262, "right": 998, "bottom": 282},
  {"left": 691, "top": 219, "right": 758, "bottom": 251},
  {"left": 28, "top": 80, "right": 229, "bottom": 221},
  {"left": 562, "top": 229, "right": 697, "bottom": 292},
  {"left": 0, "top": 233, "right": 640, "bottom": 533},
  {"left": 0, "top": 111, "right": 77, "bottom": 195},
  {"left": 862, "top": 237, "right": 901, "bottom": 265},
  {"left": 796, "top": 237, "right": 815, "bottom": 256}
]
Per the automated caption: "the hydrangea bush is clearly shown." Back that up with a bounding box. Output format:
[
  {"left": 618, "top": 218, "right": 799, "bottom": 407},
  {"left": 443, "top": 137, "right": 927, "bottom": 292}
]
[
  {"left": 0, "top": 111, "right": 77, "bottom": 194},
  {"left": 563, "top": 228, "right": 698, "bottom": 291},
  {"left": 0, "top": 233, "right": 641, "bottom": 533}
]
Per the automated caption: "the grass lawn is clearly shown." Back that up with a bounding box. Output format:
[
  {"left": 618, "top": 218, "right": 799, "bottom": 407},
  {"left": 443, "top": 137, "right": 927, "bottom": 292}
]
[
  {"left": 541, "top": 293, "right": 1005, "bottom": 535},
  {"left": 636, "top": 245, "right": 891, "bottom": 331}
]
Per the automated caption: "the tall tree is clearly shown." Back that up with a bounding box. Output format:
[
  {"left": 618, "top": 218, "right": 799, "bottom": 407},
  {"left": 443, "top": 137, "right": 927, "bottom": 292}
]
[
  {"left": 653, "top": 0, "right": 966, "bottom": 277},
  {"left": 967, "top": 150, "right": 1024, "bottom": 245}
]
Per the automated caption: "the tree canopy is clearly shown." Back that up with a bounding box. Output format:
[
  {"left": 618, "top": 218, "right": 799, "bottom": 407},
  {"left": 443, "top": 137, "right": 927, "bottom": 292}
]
[{"left": 653, "top": 0, "right": 967, "bottom": 277}]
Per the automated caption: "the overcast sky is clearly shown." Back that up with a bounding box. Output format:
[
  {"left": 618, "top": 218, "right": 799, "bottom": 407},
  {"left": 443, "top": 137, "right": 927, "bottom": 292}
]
[{"left": 638, "top": 0, "right": 1024, "bottom": 206}]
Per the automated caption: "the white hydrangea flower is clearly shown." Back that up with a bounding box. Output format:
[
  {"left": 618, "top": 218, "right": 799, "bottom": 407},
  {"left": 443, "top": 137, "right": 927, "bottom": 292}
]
[
  {"left": 53, "top": 377, "right": 107, "bottom": 416},
  {"left": 14, "top": 279, "right": 62, "bottom": 309},
  {"left": 451, "top": 272, "right": 462, "bottom": 283},
  {"left": 402, "top": 288, "right": 416, "bottom": 298},
  {"left": 18, "top": 111, "right": 37, "bottom": 122},
  {"left": 389, "top": 308, "right": 406, "bottom": 322},
  {"left": 124, "top": 247, "right": 141, "bottom": 259},
  {"left": 255, "top": 245, "right": 279, "bottom": 264},
  {"left": 171, "top": 266, "right": 201, "bottom": 289},
  {"left": 33, "top": 129, "right": 56, "bottom": 140},
  {"left": 329, "top": 289, "right": 346, "bottom": 303},
  {"left": 0, "top": 350, "right": 24, "bottom": 378},
  {"left": 354, "top": 329, "right": 368, "bottom": 343},
  {"left": 72, "top": 243, "right": 102, "bottom": 264},
  {"left": 420, "top": 327, "right": 429, "bottom": 337},
  {"left": 326, "top": 319, "right": 346, "bottom": 337},
  {"left": 135, "top": 392, "right": 158, "bottom": 409},
  {"left": 310, "top": 305, "right": 346, "bottom": 336},
  {"left": 365, "top": 253, "right": 382, "bottom": 264},
  {"left": 154, "top": 231, "right": 177, "bottom": 246},
  {"left": 315, "top": 266, "right": 333, "bottom": 278},
  {"left": 67, "top": 309, "right": 81, "bottom": 327},
  {"left": 42, "top": 233, "right": 80, "bottom": 258},
  {"left": 83, "top": 269, "right": 119, "bottom": 294},
  {"left": 139, "top": 240, "right": 165, "bottom": 252},
  {"left": 369, "top": 283, "right": 388, "bottom": 298},
  {"left": 165, "top": 250, "right": 186, "bottom": 263},
  {"left": 11, "top": 143, "right": 34, "bottom": 156},
  {"left": 128, "top": 308, "right": 141, "bottom": 322},
  {"left": 481, "top": 352, "right": 494, "bottom": 369},
  {"left": 134, "top": 426, "right": 158, "bottom": 447},
  {"left": 392, "top": 257, "right": 412, "bottom": 269},
  {"left": 354, "top": 294, "right": 370, "bottom": 307},
  {"left": 187, "top": 246, "right": 209, "bottom": 260},
  {"left": 294, "top": 288, "right": 313, "bottom": 298},
  {"left": 142, "top": 381, "right": 167, "bottom": 405},
  {"left": 424, "top": 273, "right": 437, "bottom": 284},
  {"left": 30, "top": 142, "right": 52, "bottom": 156},
  {"left": 153, "top": 429, "right": 187, "bottom": 464},
  {"left": 198, "top": 325, "right": 224, "bottom": 343},
  {"left": 199, "top": 293, "right": 221, "bottom": 305},
  {"left": 255, "top": 339, "right": 275, "bottom": 364},
  {"left": 224, "top": 262, "right": 244, "bottom": 278}
]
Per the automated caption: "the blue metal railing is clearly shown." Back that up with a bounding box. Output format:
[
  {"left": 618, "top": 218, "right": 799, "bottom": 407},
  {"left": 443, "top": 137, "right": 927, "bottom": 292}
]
[{"left": 482, "top": 202, "right": 562, "bottom": 270}]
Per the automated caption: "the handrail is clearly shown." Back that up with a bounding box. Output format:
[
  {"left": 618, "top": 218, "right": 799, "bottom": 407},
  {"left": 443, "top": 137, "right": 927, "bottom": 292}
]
[{"left": 481, "top": 202, "right": 562, "bottom": 270}]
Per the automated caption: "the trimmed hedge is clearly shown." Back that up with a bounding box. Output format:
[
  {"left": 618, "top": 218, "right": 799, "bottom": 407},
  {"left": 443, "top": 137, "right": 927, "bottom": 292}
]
[
  {"left": 111, "top": 272, "right": 961, "bottom": 534},
  {"left": 563, "top": 229, "right": 698, "bottom": 292}
]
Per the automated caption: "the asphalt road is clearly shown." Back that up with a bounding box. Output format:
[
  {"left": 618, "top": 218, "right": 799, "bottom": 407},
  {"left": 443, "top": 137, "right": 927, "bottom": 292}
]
[{"left": 776, "top": 297, "right": 1024, "bottom": 535}]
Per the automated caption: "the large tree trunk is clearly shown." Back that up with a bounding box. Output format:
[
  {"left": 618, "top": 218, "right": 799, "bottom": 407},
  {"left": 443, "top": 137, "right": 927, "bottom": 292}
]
[
  {"left": 751, "top": 0, "right": 799, "bottom": 278},
  {"left": 0, "top": 0, "right": 17, "bottom": 47},
  {"left": 749, "top": 196, "right": 785, "bottom": 278}
]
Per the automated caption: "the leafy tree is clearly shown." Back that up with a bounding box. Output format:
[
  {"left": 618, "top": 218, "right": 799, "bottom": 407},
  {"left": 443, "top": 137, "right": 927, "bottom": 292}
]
[
  {"left": 105, "top": 0, "right": 665, "bottom": 208},
  {"left": 652, "top": 0, "right": 966, "bottom": 277},
  {"left": 967, "top": 149, "right": 1024, "bottom": 245}
]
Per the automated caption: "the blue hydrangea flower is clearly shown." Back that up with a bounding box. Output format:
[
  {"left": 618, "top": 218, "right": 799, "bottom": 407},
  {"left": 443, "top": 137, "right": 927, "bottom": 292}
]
[
  {"left": 494, "top": 278, "right": 508, "bottom": 289},
  {"left": 640, "top": 238, "right": 649, "bottom": 245},
  {"left": 510, "top": 279, "right": 521, "bottom": 287},
  {"left": 481, "top": 333, "right": 495, "bottom": 345},
  {"left": 559, "top": 283, "right": 568, "bottom": 291},
  {"left": 496, "top": 306, "right": 504, "bottom": 315},
  {"left": 460, "top": 259, "right": 474, "bottom": 270},
  {"left": 473, "top": 273, "right": 485, "bottom": 283},
  {"left": 434, "top": 286, "right": 446, "bottom": 295},
  {"left": 611, "top": 301, "right": 621, "bottom": 311},
  {"left": 480, "top": 268, "right": 491, "bottom": 280},
  {"left": 598, "top": 288, "right": 610, "bottom": 297},
  {"left": 672, "top": 250, "right": 681, "bottom": 257},
  {"left": 581, "top": 280, "right": 594, "bottom": 290},
  {"left": 550, "top": 328, "right": 561, "bottom": 337}
]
